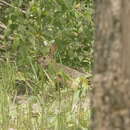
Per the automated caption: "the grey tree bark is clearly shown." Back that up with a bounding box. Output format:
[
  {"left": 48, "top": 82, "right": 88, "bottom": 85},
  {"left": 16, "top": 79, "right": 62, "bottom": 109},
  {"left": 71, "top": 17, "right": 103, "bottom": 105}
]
[{"left": 91, "top": 1, "right": 130, "bottom": 130}]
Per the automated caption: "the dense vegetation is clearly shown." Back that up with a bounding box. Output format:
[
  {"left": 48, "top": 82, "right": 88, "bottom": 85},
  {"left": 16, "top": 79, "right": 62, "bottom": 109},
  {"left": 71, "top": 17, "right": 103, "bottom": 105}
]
[{"left": 0, "top": 0, "right": 94, "bottom": 129}]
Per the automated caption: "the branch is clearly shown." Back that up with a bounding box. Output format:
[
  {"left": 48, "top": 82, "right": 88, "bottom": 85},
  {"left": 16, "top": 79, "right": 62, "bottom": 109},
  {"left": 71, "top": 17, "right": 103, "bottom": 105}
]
[
  {"left": 0, "top": 2, "right": 4, "bottom": 6},
  {"left": 0, "top": 0, "right": 26, "bottom": 14}
]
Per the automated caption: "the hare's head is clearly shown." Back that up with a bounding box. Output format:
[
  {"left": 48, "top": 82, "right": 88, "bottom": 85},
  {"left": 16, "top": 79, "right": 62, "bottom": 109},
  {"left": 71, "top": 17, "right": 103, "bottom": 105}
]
[
  {"left": 38, "top": 43, "right": 58, "bottom": 68},
  {"left": 38, "top": 56, "right": 52, "bottom": 68}
]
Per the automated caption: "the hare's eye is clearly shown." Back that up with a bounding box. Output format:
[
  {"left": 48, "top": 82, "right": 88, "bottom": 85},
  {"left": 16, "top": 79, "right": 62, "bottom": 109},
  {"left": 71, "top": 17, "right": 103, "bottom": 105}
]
[{"left": 43, "top": 57, "right": 46, "bottom": 60}]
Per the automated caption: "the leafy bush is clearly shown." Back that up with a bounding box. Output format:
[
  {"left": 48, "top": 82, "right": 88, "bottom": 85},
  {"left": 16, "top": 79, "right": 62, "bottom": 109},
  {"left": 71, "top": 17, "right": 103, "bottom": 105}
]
[{"left": 1, "top": 0, "right": 94, "bottom": 71}]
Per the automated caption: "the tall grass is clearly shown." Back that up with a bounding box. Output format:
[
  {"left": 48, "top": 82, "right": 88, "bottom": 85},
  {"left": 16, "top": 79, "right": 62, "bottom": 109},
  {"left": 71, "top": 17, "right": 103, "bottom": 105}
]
[{"left": 0, "top": 61, "right": 91, "bottom": 130}]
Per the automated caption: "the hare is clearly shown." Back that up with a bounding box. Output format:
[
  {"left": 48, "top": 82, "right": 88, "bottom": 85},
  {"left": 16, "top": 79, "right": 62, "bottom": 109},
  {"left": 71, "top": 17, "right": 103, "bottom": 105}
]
[
  {"left": 38, "top": 56, "right": 91, "bottom": 79},
  {"left": 37, "top": 43, "right": 91, "bottom": 80},
  {"left": 37, "top": 44, "right": 92, "bottom": 89}
]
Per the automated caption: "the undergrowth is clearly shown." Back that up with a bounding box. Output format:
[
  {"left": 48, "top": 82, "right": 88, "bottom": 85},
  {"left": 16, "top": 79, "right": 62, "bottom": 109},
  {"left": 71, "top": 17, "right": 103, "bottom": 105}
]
[
  {"left": 0, "top": 62, "right": 91, "bottom": 130},
  {"left": 0, "top": 0, "right": 93, "bottom": 129}
]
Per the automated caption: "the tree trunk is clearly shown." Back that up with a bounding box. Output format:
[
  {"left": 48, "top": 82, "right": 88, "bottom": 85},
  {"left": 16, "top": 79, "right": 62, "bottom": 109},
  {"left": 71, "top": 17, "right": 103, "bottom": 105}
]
[{"left": 92, "top": 1, "right": 130, "bottom": 130}]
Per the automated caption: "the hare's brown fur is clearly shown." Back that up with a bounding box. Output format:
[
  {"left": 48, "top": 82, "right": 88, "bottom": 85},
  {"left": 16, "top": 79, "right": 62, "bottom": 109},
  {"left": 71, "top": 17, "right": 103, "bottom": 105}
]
[
  {"left": 38, "top": 43, "right": 91, "bottom": 79},
  {"left": 37, "top": 44, "right": 92, "bottom": 89}
]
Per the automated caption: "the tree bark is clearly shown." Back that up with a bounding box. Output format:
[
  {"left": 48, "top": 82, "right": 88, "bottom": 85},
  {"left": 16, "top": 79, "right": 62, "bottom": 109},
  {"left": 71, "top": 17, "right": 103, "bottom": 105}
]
[{"left": 91, "top": 1, "right": 130, "bottom": 130}]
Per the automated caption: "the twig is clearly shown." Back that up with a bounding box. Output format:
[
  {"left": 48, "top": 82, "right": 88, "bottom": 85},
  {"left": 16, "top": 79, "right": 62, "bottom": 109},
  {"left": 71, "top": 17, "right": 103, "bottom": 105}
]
[
  {"left": 42, "top": 69, "right": 54, "bottom": 85},
  {"left": 0, "top": 34, "right": 13, "bottom": 40},
  {"left": 0, "top": 34, "right": 4, "bottom": 40},
  {"left": 0, "top": 21, "right": 7, "bottom": 29},
  {"left": 0, "top": 21, "right": 14, "bottom": 40}
]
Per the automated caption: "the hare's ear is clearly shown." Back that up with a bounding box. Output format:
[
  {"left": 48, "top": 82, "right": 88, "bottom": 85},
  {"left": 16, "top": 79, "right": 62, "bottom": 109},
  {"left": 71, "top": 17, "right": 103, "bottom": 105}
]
[{"left": 49, "top": 43, "right": 58, "bottom": 58}]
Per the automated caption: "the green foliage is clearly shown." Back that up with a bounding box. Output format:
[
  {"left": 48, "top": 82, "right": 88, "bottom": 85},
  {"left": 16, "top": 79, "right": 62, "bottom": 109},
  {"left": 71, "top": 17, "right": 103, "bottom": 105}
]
[
  {"left": 0, "top": 0, "right": 93, "bottom": 129},
  {"left": 1, "top": 0, "right": 94, "bottom": 71}
]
